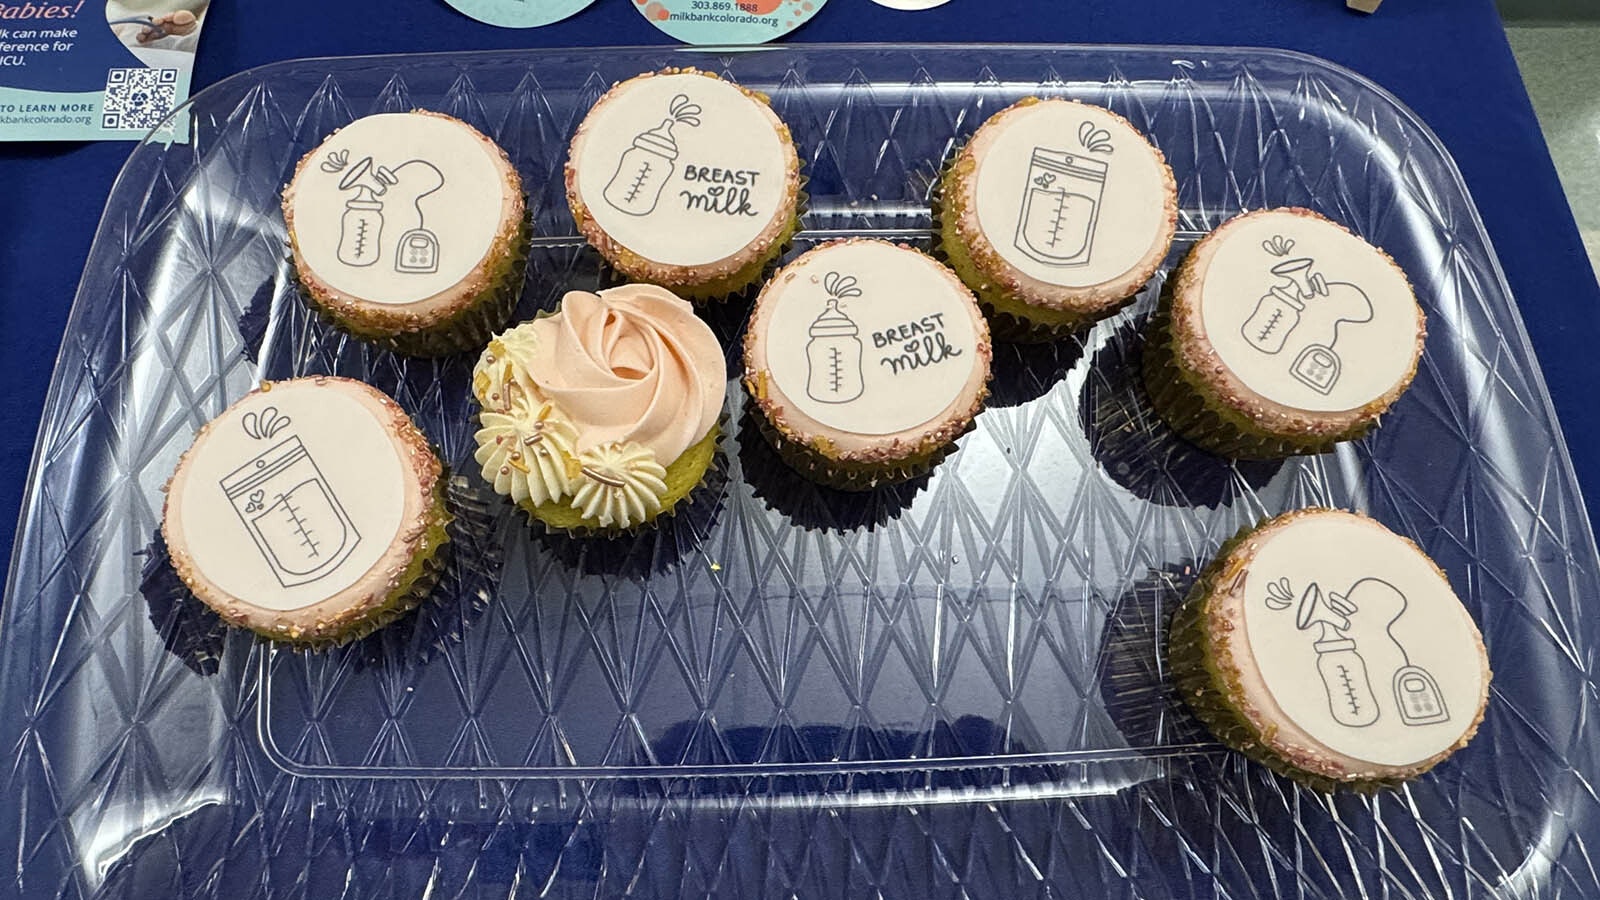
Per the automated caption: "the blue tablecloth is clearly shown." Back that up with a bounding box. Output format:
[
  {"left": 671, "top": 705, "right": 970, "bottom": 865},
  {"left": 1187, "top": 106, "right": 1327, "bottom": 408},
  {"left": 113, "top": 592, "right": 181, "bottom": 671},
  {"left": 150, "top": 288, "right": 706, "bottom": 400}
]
[{"left": 1, "top": 0, "right": 1595, "bottom": 577}]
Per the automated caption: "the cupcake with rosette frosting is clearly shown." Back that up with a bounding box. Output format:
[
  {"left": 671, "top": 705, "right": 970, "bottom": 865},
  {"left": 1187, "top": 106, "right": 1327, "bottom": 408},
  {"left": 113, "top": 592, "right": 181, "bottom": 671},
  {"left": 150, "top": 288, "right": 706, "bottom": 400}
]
[{"left": 470, "top": 283, "right": 725, "bottom": 532}]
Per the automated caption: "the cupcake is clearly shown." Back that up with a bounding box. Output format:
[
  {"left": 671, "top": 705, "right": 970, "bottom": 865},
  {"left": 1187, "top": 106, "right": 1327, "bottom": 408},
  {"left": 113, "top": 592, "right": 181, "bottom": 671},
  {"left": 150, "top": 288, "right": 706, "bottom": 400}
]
[
  {"left": 1143, "top": 207, "right": 1424, "bottom": 458},
  {"left": 565, "top": 68, "right": 802, "bottom": 299},
  {"left": 742, "top": 239, "right": 992, "bottom": 490},
  {"left": 1168, "top": 508, "right": 1490, "bottom": 791},
  {"left": 161, "top": 377, "right": 450, "bottom": 646},
  {"left": 283, "top": 110, "right": 528, "bottom": 357},
  {"left": 938, "top": 98, "right": 1178, "bottom": 341},
  {"left": 471, "top": 283, "right": 725, "bottom": 532}
]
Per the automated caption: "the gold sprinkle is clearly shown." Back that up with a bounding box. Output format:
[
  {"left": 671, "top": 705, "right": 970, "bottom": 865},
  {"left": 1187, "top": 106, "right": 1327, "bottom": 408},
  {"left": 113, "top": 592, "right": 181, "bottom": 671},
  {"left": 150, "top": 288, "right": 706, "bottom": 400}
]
[{"left": 582, "top": 466, "right": 627, "bottom": 488}]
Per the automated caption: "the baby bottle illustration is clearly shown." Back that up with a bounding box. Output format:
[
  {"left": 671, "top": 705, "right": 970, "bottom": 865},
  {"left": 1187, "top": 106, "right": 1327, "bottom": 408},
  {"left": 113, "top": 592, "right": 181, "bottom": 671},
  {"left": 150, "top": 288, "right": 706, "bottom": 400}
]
[
  {"left": 603, "top": 94, "right": 702, "bottom": 217},
  {"left": 322, "top": 149, "right": 446, "bottom": 273},
  {"left": 1263, "top": 575, "right": 1449, "bottom": 729},
  {"left": 805, "top": 272, "right": 866, "bottom": 404},
  {"left": 1013, "top": 123, "right": 1114, "bottom": 268},
  {"left": 219, "top": 408, "right": 360, "bottom": 588},
  {"left": 1238, "top": 235, "right": 1375, "bottom": 395}
]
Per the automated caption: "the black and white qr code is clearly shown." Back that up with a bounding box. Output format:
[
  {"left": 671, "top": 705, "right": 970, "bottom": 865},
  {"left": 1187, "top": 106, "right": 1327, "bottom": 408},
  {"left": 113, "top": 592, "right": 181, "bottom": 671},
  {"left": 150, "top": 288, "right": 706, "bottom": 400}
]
[{"left": 102, "top": 68, "right": 180, "bottom": 131}]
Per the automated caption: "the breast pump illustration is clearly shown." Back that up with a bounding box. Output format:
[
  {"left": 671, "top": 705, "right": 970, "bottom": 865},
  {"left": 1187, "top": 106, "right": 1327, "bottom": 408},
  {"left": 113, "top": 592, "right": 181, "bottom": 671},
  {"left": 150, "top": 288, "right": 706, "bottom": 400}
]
[
  {"left": 1264, "top": 575, "right": 1450, "bottom": 729},
  {"left": 319, "top": 149, "right": 446, "bottom": 274},
  {"left": 603, "top": 94, "right": 703, "bottom": 217},
  {"left": 1238, "top": 235, "right": 1375, "bottom": 395}
]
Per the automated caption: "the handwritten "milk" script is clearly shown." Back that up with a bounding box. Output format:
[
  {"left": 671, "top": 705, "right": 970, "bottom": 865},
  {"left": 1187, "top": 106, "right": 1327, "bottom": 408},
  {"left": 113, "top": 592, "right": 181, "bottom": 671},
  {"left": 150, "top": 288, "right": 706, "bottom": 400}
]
[
  {"left": 679, "top": 163, "right": 762, "bottom": 217},
  {"left": 874, "top": 312, "right": 963, "bottom": 375}
]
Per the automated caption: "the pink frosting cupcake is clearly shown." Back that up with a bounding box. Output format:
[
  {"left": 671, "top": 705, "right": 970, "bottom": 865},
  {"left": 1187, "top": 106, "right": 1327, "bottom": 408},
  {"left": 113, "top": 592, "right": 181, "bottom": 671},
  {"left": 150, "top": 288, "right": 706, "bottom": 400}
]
[{"left": 470, "top": 283, "right": 725, "bottom": 532}]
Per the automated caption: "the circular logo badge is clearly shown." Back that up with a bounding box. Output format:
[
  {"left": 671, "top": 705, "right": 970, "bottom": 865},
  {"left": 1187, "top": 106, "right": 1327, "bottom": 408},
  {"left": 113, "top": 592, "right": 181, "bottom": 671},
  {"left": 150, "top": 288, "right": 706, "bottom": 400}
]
[
  {"left": 633, "top": 0, "right": 825, "bottom": 45},
  {"left": 445, "top": 0, "right": 600, "bottom": 28}
]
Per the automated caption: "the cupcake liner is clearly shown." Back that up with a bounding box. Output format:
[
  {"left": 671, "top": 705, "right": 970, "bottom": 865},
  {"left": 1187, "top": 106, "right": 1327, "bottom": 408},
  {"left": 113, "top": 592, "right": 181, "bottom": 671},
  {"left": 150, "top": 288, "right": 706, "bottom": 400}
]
[
  {"left": 341, "top": 473, "right": 503, "bottom": 669},
  {"left": 295, "top": 207, "right": 531, "bottom": 359},
  {"left": 534, "top": 429, "right": 732, "bottom": 577},
  {"left": 748, "top": 403, "right": 967, "bottom": 492},
  {"left": 1095, "top": 564, "right": 1208, "bottom": 750},
  {"left": 1080, "top": 317, "right": 1283, "bottom": 507},
  {"left": 139, "top": 534, "right": 232, "bottom": 676},
  {"left": 736, "top": 407, "right": 929, "bottom": 531},
  {"left": 930, "top": 158, "right": 1138, "bottom": 344},
  {"left": 1141, "top": 285, "right": 1355, "bottom": 460}
]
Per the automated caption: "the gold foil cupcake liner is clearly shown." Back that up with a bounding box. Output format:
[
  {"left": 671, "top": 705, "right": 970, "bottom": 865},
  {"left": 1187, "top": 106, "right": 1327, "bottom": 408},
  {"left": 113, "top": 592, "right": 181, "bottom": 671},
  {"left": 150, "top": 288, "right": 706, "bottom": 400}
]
[{"left": 748, "top": 405, "right": 966, "bottom": 493}]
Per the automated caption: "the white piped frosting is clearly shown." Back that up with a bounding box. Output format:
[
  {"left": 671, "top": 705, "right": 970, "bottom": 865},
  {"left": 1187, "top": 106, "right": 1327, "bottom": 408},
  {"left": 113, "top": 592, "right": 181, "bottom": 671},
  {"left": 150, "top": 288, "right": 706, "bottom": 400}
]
[
  {"left": 472, "top": 326, "right": 544, "bottom": 412},
  {"left": 572, "top": 442, "right": 669, "bottom": 528},
  {"left": 473, "top": 401, "right": 581, "bottom": 507}
]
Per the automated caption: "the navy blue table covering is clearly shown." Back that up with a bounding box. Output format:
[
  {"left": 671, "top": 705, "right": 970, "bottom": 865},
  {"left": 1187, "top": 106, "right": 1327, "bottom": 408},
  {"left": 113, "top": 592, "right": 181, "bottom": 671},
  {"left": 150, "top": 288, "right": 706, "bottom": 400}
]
[{"left": 2, "top": 0, "right": 1595, "bottom": 579}]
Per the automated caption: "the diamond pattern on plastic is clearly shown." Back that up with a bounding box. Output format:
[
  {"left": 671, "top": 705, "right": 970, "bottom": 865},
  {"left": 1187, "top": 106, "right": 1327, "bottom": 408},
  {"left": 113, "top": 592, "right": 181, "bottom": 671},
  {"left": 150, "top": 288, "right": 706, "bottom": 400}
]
[{"left": 1, "top": 46, "right": 1597, "bottom": 899}]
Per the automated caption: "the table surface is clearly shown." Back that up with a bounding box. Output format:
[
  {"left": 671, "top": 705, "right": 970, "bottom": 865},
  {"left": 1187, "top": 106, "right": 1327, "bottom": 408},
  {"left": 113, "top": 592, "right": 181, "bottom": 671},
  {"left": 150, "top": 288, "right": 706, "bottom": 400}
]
[{"left": 1, "top": 0, "right": 1596, "bottom": 586}]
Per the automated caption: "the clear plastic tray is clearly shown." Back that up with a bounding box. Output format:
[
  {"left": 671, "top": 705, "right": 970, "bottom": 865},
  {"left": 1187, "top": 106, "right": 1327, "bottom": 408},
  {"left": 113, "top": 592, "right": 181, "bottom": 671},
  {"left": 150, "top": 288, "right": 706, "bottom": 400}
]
[{"left": 5, "top": 43, "right": 1599, "bottom": 898}]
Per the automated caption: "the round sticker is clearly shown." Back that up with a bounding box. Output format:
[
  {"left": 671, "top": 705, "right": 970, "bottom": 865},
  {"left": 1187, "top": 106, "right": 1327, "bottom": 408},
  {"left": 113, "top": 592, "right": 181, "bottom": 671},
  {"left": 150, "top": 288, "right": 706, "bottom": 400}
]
[
  {"left": 575, "top": 73, "right": 790, "bottom": 267},
  {"left": 1198, "top": 211, "right": 1420, "bottom": 413},
  {"left": 761, "top": 242, "right": 980, "bottom": 436},
  {"left": 177, "top": 383, "right": 407, "bottom": 612},
  {"left": 445, "top": 0, "right": 600, "bottom": 28},
  {"left": 1241, "top": 515, "right": 1485, "bottom": 767},
  {"left": 290, "top": 113, "right": 507, "bottom": 306},
  {"left": 633, "top": 0, "right": 825, "bottom": 45},
  {"left": 973, "top": 101, "right": 1171, "bottom": 290}
]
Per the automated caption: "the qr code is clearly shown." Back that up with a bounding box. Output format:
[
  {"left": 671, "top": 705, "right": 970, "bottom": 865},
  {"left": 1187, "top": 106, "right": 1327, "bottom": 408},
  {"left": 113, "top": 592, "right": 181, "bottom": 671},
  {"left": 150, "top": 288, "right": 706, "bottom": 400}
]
[{"left": 102, "top": 68, "right": 180, "bottom": 131}]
